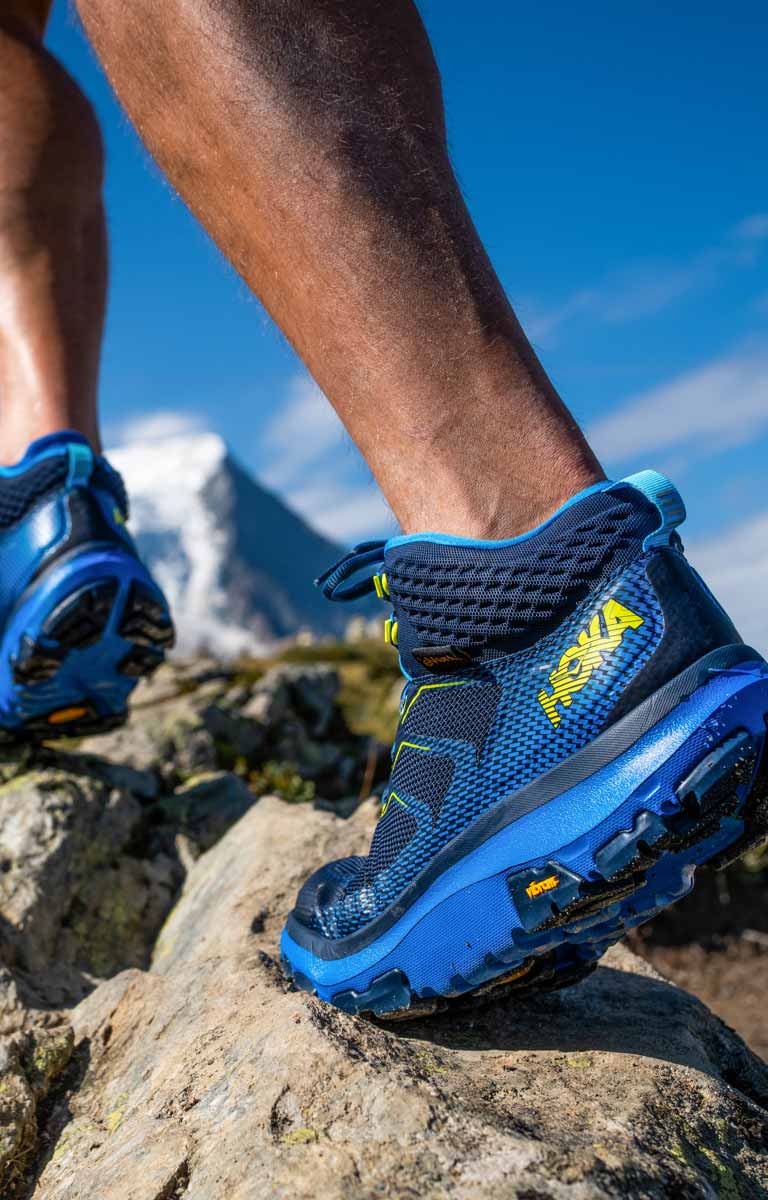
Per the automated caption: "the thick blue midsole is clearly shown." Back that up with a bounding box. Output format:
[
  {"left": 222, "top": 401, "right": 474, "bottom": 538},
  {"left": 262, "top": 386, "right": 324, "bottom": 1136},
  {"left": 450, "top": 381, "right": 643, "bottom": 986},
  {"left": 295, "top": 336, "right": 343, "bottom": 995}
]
[{"left": 281, "top": 663, "right": 768, "bottom": 1001}]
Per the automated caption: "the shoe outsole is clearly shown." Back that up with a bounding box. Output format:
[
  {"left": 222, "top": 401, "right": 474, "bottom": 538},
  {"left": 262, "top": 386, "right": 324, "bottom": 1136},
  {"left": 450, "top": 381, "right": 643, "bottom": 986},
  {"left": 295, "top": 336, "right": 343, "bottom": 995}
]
[
  {"left": 0, "top": 573, "right": 174, "bottom": 744},
  {"left": 282, "top": 705, "right": 768, "bottom": 1021}
]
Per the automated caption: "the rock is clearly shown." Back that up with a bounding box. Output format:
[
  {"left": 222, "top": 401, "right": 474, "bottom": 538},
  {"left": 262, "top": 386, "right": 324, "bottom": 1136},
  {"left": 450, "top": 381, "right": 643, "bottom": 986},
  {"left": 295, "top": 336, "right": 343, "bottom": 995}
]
[
  {"left": 242, "top": 664, "right": 340, "bottom": 738},
  {"left": 28, "top": 798, "right": 768, "bottom": 1200},
  {"left": 79, "top": 682, "right": 233, "bottom": 782},
  {"left": 158, "top": 772, "right": 257, "bottom": 852},
  {"left": 0, "top": 968, "right": 33, "bottom": 1039},
  {"left": 82, "top": 658, "right": 375, "bottom": 807},
  {"left": 0, "top": 1025, "right": 74, "bottom": 1195},
  {"left": 0, "top": 761, "right": 179, "bottom": 1002},
  {"left": 243, "top": 664, "right": 374, "bottom": 801},
  {"left": 76, "top": 722, "right": 167, "bottom": 777},
  {"left": 78, "top": 665, "right": 346, "bottom": 787},
  {"left": 0, "top": 1039, "right": 39, "bottom": 1194}
]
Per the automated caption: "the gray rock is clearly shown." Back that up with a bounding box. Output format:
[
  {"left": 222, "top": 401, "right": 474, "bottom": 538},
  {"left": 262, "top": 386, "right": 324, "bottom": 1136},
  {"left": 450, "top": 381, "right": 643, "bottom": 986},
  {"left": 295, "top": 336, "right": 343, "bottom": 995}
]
[
  {"left": 0, "top": 762, "right": 179, "bottom": 1001},
  {"left": 76, "top": 721, "right": 167, "bottom": 776},
  {"left": 243, "top": 664, "right": 340, "bottom": 739},
  {"left": 80, "top": 660, "right": 365, "bottom": 805},
  {"left": 78, "top": 667, "right": 332, "bottom": 782},
  {"left": 79, "top": 682, "right": 233, "bottom": 781},
  {"left": 27, "top": 798, "right": 768, "bottom": 1200},
  {"left": 158, "top": 771, "right": 257, "bottom": 852}
]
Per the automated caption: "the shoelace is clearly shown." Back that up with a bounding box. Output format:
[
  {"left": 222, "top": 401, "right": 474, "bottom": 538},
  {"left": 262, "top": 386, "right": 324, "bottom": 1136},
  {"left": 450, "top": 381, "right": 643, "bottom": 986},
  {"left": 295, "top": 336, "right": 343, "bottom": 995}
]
[
  {"left": 315, "top": 540, "right": 387, "bottom": 602},
  {"left": 316, "top": 540, "right": 399, "bottom": 646}
]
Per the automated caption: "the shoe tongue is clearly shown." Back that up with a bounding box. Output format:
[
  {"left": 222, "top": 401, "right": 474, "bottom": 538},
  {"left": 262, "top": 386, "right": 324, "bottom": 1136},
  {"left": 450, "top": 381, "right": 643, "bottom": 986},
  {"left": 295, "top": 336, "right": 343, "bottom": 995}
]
[{"left": 17, "top": 430, "right": 90, "bottom": 467}]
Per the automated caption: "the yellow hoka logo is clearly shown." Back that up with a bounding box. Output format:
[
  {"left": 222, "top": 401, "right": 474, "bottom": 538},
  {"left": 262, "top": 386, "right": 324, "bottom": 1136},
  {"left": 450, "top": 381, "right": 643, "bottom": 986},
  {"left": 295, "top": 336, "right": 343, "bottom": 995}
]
[
  {"left": 538, "top": 598, "right": 644, "bottom": 729},
  {"left": 526, "top": 874, "right": 560, "bottom": 899}
]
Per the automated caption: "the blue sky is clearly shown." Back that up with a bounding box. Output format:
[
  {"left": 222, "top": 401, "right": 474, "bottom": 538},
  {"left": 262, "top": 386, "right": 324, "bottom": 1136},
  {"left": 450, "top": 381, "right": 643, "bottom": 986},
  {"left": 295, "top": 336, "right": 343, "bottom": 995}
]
[{"left": 47, "top": 1, "right": 768, "bottom": 637}]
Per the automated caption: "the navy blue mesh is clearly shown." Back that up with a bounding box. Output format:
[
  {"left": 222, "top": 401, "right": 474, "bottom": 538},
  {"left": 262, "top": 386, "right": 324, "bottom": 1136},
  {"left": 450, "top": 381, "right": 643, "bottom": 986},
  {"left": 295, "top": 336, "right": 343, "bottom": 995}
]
[
  {"left": 366, "top": 809, "right": 419, "bottom": 874},
  {"left": 361, "top": 686, "right": 497, "bottom": 893},
  {"left": 0, "top": 452, "right": 127, "bottom": 531},
  {"left": 296, "top": 555, "right": 665, "bottom": 939},
  {"left": 402, "top": 681, "right": 502, "bottom": 756},
  {"left": 293, "top": 855, "right": 367, "bottom": 929},
  {"left": 385, "top": 490, "right": 658, "bottom": 676},
  {"left": 389, "top": 750, "right": 455, "bottom": 821},
  {"left": 0, "top": 458, "right": 68, "bottom": 528}
]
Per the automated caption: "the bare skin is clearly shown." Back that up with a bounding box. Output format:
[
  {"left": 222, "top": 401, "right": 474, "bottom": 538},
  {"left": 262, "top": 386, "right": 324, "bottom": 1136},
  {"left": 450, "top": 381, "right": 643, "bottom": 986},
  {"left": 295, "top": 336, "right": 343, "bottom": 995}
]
[
  {"left": 0, "top": 2, "right": 104, "bottom": 464},
  {"left": 76, "top": 0, "right": 604, "bottom": 537}
]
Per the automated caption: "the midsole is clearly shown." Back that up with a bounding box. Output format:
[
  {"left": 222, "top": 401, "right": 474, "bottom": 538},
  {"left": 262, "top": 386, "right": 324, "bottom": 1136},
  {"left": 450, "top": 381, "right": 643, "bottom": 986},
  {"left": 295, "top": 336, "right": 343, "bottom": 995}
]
[
  {"left": 284, "top": 652, "right": 764, "bottom": 977},
  {"left": 286, "top": 644, "right": 757, "bottom": 963}
]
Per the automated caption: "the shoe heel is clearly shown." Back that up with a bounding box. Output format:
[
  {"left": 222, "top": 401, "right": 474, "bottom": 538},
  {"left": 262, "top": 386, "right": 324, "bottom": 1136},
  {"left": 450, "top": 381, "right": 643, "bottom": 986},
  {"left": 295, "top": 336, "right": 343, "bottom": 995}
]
[{"left": 1, "top": 550, "right": 174, "bottom": 741}]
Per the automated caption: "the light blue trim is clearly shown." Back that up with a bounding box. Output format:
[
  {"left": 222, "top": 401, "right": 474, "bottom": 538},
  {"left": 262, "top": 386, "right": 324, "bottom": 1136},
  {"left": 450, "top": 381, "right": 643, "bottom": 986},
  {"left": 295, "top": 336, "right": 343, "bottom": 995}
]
[
  {"left": 384, "top": 481, "right": 612, "bottom": 551},
  {"left": 66, "top": 443, "right": 94, "bottom": 488},
  {"left": 0, "top": 447, "right": 65, "bottom": 479},
  {"left": 613, "top": 469, "right": 686, "bottom": 550},
  {"left": 0, "top": 431, "right": 89, "bottom": 479}
]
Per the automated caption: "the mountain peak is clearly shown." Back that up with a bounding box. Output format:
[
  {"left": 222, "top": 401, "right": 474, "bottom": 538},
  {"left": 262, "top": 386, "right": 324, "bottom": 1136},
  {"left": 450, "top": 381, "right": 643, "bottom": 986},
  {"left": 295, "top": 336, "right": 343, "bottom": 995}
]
[
  {"left": 105, "top": 432, "right": 371, "bottom": 656},
  {"left": 108, "top": 431, "right": 228, "bottom": 492}
]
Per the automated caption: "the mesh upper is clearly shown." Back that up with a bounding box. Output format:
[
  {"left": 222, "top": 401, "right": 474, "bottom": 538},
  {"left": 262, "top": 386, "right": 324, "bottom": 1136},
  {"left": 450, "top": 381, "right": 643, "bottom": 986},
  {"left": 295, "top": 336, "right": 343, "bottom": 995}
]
[
  {"left": 295, "top": 487, "right": 669, "bottom": 940},
  {"left": 0, "top": 452, "right": 127, "bottom": 530},
  {"left": 385, "top": 488, "right": 658, "bottom": 675},
  {"left": 0, "top": 459, "right": 69, "bottom": 528}
]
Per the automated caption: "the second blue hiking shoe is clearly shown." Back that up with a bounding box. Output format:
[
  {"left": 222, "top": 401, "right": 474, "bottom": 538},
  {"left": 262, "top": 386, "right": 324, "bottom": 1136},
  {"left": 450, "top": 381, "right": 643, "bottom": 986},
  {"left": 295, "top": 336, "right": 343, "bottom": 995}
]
[
  {"left": 281, "top": 470, "right": 768, "bottom": 1018},
  {"left": 0, "top": 431, "right": 174, "bottom": 742}
]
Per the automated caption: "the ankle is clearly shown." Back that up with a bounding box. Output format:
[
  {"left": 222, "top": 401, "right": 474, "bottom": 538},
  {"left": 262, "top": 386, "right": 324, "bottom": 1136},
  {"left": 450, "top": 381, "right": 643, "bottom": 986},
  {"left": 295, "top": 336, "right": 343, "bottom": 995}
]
[
  {"left": 394, "top": 444, "right": 605, "bottom": 540},
  {"left": 0, "top": 416, "right": 101, "bottom": 468}
]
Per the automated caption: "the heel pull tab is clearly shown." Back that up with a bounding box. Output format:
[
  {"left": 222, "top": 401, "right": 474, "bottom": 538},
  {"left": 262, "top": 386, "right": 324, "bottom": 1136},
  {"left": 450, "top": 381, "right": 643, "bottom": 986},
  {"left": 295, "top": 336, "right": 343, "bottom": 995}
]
[
  {"left": 614, "top": 469, "right": 686, "bottom": 550},
  {"left": 66, "top": 443, "right": 94, "bottom": 489}
]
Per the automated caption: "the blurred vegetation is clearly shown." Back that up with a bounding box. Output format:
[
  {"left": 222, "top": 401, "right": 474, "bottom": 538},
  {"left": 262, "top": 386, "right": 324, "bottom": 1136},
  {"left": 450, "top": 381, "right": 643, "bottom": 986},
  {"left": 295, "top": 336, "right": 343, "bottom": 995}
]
[{"left": 247, "top": 760, "right": 316, "bottom": 804}]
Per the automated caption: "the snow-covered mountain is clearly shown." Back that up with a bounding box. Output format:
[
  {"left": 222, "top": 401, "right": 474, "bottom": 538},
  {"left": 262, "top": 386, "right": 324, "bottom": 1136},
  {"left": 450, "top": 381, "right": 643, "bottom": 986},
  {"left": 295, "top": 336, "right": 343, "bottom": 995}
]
[{"left": 109, "top": 433, "right": 370, "bottom": 656}]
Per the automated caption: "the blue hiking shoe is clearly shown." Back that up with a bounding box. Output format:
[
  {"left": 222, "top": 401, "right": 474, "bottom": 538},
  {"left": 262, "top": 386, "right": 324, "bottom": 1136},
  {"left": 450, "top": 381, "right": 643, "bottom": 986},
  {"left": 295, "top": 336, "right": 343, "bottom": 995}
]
[
  {"left": 281, "top": 471, "right": 768, "bottom": 1019},
  {"left": 0, "top": 431, "right": 174, "bottom": 742}
]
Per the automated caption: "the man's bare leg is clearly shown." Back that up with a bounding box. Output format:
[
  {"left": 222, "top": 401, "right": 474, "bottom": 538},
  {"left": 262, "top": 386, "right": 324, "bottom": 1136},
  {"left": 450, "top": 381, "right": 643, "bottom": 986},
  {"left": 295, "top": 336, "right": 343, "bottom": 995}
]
[
  {"left": 0, "top": 2, "right": 105, "bottom": 463},
  {"left": 77, "top": 0, "right": 603, "bottom": 537}
]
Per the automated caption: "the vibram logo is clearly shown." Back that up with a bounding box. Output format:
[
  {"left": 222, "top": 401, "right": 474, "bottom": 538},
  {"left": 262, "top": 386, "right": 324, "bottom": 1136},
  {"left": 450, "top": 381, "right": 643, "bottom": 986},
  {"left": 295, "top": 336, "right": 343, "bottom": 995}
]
[
  {"left": 525, "top": 874, "right": 560, "bottom": 899},
  {"left": 538, "top": 598, "right": 644, "bottom": 729}
]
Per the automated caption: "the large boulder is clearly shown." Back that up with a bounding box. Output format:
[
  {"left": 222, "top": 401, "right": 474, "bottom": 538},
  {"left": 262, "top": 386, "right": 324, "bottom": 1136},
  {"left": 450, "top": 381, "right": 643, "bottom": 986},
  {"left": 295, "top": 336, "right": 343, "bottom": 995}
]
[
  {"left": 26, "top": 798, "right": 768, "bottom": 1200},
  {"left": 0, "top": 757, "right": 177, "bottom": 1004}
]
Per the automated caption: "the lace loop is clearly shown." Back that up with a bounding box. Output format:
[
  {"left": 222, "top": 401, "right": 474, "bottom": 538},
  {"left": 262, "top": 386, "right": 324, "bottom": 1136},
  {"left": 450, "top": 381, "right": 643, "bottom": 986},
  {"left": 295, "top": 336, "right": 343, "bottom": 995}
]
[{"left": 315, "top": 540, "right": 386, "bottom": 602}]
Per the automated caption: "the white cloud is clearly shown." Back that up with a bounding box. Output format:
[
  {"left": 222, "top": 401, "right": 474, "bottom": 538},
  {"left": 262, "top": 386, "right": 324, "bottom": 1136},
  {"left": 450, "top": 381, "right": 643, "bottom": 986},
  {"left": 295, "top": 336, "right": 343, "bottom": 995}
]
[
  {"left": 260, "top": 377, "right": 349, "bottom": 490},
  {"left": 588, "top": 346, "right": 768, "bottom": 466},
  {"left": 733, "top": 213, "right": 768, "bottom": 242},
  {"left": 688, "top": 513, "right": 768, "bottom": 654},
  {"left": 108, "top": 409, "right": 209, "bottom": 446},
  {"left": 526, "top": 213, "right": 768, "bottom": 344},
  {"left": 287, "top": 481, "right": 394, "bottom": 543},
  {"left": 259, "top": 373, "right": 395, "bottom": 542}
]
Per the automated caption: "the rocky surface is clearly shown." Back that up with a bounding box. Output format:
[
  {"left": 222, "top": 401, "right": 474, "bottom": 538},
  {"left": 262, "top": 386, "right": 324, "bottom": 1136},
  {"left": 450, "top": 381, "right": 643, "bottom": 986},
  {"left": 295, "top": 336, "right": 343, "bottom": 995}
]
[
  {"left": 0, "top": 656, "right": 767, "bottom": 1198},
  {"left": 0, "top": 756, "right": 173, "bottom": 1006}
]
